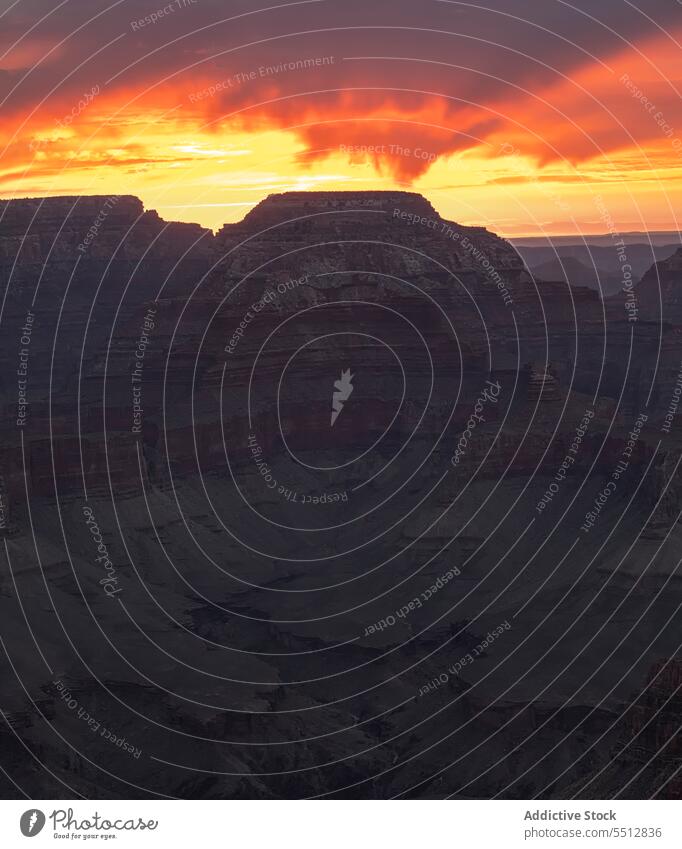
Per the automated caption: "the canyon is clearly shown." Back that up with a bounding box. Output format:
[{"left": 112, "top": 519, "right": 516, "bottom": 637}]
[{"left": 0, "top": 190, "right": 680, "bottom": 798}]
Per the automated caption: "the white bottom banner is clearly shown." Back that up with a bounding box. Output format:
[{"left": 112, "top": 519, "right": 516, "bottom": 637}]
[{"left": 0, "top": 800, "right": 680, "bottom": 848}]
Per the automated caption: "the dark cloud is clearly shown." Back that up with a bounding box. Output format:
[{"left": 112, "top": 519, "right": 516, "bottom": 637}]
[{"left": 1, "top": 0, "right": 680, "bottom": 177}]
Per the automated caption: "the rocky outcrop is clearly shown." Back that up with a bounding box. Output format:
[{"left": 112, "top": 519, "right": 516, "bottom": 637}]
[{"left": 636, "top": 247, "right": 682, "bottom": 323}]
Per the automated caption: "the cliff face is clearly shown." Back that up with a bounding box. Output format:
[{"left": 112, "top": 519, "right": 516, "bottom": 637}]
[
  {"left": 636, "top": 247, "right": 682, "bottom": 322},
  {"left": 0, "top": 194, "right": 214, "bottom": 504},
  {"left": 217, "top": 190, "right": 527, "bottom": 280},
  {"left": 568, "top": 660, "right": 682, "bottom": 799},
  {"left": 0, "top": 191, "right": 680, "bottom": 799},
  {"left": 0, "top": 190, "right": 544, "bottom": 502},
  {"left": 0, "top": 194, "right": 210, "bottom": 273}
]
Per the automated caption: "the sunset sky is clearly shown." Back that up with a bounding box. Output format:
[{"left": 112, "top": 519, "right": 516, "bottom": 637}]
[{"left": 1, "top": 0, "right": 681, "bottom": 236}]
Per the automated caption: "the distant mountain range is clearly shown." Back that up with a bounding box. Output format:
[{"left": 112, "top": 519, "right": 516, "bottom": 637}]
[
  {"left": 512, "top": 231, "right": 681, "bottom": 248},
  {"left": 512, "top": 240, "right": 681, "bottom": 296},
  {"left": 526, "top": 256, "right": 623, "bottom": 296}
]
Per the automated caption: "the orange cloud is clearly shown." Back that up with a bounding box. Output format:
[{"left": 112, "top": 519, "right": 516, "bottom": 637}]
[{"left": 1, "top": 0, "right": 681, "bottom": 234}]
